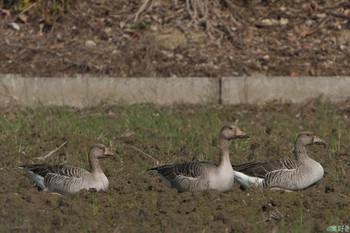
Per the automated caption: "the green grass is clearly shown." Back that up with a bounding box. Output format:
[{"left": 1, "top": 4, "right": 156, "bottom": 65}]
[{"left": 1, "top": 102, "right": 350, "bottom": 233}]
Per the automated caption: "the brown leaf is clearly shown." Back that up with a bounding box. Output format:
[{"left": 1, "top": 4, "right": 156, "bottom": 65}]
[
  {"left": 288, "top": 34, "right": 298, "bottom": 43},
  {"left": 1, "top": 9, "right": 11, "bottom": 18},
  {"left": 49, "top": 44, "right": 64, "bottom": 50},
  {"left": 344, "top": 8, "right": 350, "bottom": 16},
  {"left": 295, "top": 100, "right": 316, "bottom": 118},
  {"left": 107, "top": 109, "right": 115, "bottom": 118},
  {"left": 18, "top": 14, "right": 28, "bottom": 23},
  {"left": 309, "top": 66, "right": 317, "bottom": 76},
  {"left": 289, "top": 70, "right": 298, "bottom": 77},
  {"left": 297, "top": 26, "right": 312, "bottom": 37}
]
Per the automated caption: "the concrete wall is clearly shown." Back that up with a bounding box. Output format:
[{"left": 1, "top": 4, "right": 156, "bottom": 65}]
[
  {"left": 1, "top": 74, "right": 349, "bottom": 107},
  {"left": 221, "top": 76, "right": 350, "bottom": 104},
  {"left": 0, "top": 75, "right": 218, "bottom": 107}
]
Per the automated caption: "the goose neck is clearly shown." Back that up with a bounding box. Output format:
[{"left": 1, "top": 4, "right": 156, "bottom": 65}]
[
  {"left": 294, "top": 142, "right": 308, "bottom": 161},
  {"left": 219, "top": 138, "right": 231, "bottom": 166},
  {"left": 89, "top": 154, "right": 102, "bottom": 173}
]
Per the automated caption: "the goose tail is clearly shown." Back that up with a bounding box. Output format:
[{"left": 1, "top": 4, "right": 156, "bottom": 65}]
[
  {"left": 19, "top": 166, "right": 47, "bottom": 190},
  {"left": 233, "top": 171, "right": 264, "bottom": 189}
]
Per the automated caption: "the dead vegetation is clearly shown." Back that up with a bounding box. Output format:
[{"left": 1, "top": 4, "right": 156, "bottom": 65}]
[{"left": 0, "top": 0, "right": 349, "bottom": 77}]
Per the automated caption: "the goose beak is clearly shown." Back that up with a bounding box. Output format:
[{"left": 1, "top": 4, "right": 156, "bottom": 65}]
[
  {"left": 313, "top": 136, "right": 327, "bottom": 147},
  {"left": 235, "top": 128, "right": 249, "bottom": 138},
  {"left": 103, "top": 148, "right": 114, "bottom": 157}
]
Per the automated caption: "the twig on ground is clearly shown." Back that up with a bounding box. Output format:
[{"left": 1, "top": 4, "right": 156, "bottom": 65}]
[
  {"left": 134, "top": 0, "right": 152, "bottom": 23},
  {"left": 115, "top": 167, "right": 124, "bottom": 174},
  {"left": 339, "top": 193, "right": 349, "bottom": 198},
  {"left": 301, "top": 18, "right": 330, "bottom": 38},
  {"left": 11, "top": 3, "right": 36, "bottom": 22},
  {"left": 17, "top": 3, "right": 36, "bottom": 16},
  {"left": 126, "top": 144, "right": 159, "bottom": 165},
  {"left": 326, "top": 11, "right": 350, "bottom": 21},
  {"left": 36, "top": 141, "right": 67, "bottom": 161},
  {"left": 98, "top": 132, "right": 106, "bottom": 140}
]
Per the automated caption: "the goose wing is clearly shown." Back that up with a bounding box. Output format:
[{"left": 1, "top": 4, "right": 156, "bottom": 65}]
[
  {"left": 150, "top": 161, "right": 216, "bottom": 181},
  {"left": 20, "top": 164, "right": 88, "bottom": 178},
  {"left": 232, "top": 157, "right": 298, "bottom": 178}
]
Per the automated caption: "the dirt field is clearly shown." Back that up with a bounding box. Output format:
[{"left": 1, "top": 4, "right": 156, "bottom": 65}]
[
  {"left": 0, "top": 0, "right": 349, "bottom": 77},
  {"left": 0, "top": 102, "right": 350, "bottom": 232}
]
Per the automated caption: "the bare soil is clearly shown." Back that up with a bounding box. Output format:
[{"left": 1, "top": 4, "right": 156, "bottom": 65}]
[
  {"left": 1, "top": 102, "right": 350, "bottom": 232},
  {"left": 0, "top": 0, "right": 349, "bottom": 77}
]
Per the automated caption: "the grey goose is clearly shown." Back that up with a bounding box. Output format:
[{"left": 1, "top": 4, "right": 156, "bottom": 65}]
[
  {"left": 233, "top": 132, "right": 326, "bottom": 191},
  {"left": 150, "top": 125, "right": 248, "bottom": 192},
  {"left": 19, "top": 144, "right": 113, "bottom": 195}
]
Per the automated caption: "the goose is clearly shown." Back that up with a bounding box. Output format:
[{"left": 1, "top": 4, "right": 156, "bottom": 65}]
[
  {"left": 19, "top": 144, "right": 113, "bottom": 195},
  {"left": 233, "top": 132, "right": 326, "bottom": 191},
  {"left": 150, "top": 125, "right": 248, "bottom": 192}
]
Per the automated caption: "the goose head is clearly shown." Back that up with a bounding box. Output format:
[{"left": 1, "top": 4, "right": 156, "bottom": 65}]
[
  {"left": 90, "top": 144, "right": 114, "bottom": 159},
  {"left": 219, "top": 125, "right": 248, "bottom": 140},
  {"left": 296, "top": 132, "right": 326, "bottom": 147}
]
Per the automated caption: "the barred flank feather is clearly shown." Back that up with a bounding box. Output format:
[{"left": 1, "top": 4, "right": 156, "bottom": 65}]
[
  {"left": 151, "top": 162, "right": 216, "bottom": 180},
  {"left": 233, "top": 157, "right": 298, "bottom": 178},
  {"left": 150, "top": 162, "right": 217, "bottom": 191}
]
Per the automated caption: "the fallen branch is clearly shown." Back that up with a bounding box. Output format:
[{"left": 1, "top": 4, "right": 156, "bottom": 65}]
[
  {"left": 326, "top": 11, "right": 350, "bottom": 21},
  {"left": 303, "top": 18, "right": 330, "bottom": 38},
  {"left": 36, "top": 141, "right": 67, "bottom": 161},
  {"left": 18, "top": 3, "right": 36, "bottom": 15},
  {"left": 339, "top": 193, "right": 349, "bottom": 198},
  {"left": 134, "top": 0, "right": 152, "bottom": 23}
]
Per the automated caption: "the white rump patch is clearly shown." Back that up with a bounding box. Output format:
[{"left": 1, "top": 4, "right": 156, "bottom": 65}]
[
  {"left": 233, "top": 171, "right": 263, "bottom": 189},
  {"left": 26, "top": 170, "right": 46, "bottom": 190}
]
